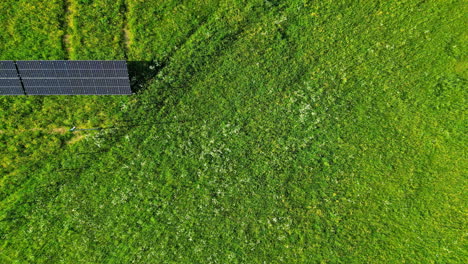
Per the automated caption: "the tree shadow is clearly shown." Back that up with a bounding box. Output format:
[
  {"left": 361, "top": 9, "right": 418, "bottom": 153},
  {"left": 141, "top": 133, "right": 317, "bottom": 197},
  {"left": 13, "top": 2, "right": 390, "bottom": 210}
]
[{"left": 127, "top": 61, "right": 165, "bottom": 93}]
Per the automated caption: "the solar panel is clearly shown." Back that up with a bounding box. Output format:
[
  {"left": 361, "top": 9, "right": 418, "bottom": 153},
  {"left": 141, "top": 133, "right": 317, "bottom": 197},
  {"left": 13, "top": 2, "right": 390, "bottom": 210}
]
[
  {"left": 0, "top": 60, "right": 24, "bottom": 95},
  {"left": 15, "top": 60, "right": 132, "bottom": 95}
]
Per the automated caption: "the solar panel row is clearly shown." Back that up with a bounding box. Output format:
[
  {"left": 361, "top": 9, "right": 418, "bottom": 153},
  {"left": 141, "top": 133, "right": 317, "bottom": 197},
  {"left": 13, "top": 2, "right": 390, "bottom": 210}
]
[
  {"left": 0, "top": 60, "right": 131, "bottom": 95},
  {"left": 0, "top": 78, "right": 21, "bottom": 86},
  {"left": 16, "top": 60, "right": 127, "bottom": 70},
  {"left": 19, "top": 69, "right": 129, "bottom": 78},
  {"left": 0, "top": 60, "right": 24, "bottom": 95},
  {"left": 22, "top": 78, "right": 130, "bottom": 87},
  {"left": 26, "top": 86, "right": 131, "bottom": 95}
]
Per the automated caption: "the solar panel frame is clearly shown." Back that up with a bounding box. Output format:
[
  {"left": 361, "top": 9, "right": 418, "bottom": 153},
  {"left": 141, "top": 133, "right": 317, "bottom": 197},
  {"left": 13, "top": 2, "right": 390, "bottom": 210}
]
[{"left": 16, "top": 60, "right": 132, "bottom": 95}]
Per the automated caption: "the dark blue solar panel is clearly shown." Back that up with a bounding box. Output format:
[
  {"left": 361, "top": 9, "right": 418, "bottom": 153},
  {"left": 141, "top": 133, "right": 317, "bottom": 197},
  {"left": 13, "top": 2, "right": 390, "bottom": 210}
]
[
  {"left": 0, "top": 78, "right": 21, "bottom": 86},
  {"left": 0, "top": 60, "right": 16, "bottom": 70},
  {"left": 0, "top": 61, "right": 24, "bottom": 95},
  {"left": 0, "top": 87, "right": 24, "bottom": 95},
  {"left": 16, "top": 60, "right": 131, "bottom": 95},
  {"left": 17, "top": 60, "right": 128, "bottom": 70},
  {"left": 22, "top": 78, "right": 130, "bottom": 87},
  {"left": 25, "top": 86, "right": 131, "bottom": 95},
  {"left": 0, "top": 60, "right": 19, "bottom": 78},
  {"left": 0, "top": 78, "right": 24, "bottom": 95},
  {"left": 0, "top": 70, "right": 18, "bottom": 78}
]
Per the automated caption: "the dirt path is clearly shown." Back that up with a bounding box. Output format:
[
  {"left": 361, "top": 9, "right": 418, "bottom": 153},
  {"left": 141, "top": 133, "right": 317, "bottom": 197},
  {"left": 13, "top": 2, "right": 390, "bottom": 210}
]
[
  {"left": 0, "top": 127, "right": 69, "bottom": 134},
  {"left": 0, "top": 127, "right": 88, "bottom": 144}
]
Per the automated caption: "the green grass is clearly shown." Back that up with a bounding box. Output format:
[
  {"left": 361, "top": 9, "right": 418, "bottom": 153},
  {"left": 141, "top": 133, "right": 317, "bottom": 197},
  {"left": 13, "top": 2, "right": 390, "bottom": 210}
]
[
  {"left": 0, "top": 0, "right": 64, "bottom": 60},
  {"left": 1, "top": 0, "right": 467, "bottom": 263},
  {"left": 68, "top": 0, "right": 126, "bottom": 59}
]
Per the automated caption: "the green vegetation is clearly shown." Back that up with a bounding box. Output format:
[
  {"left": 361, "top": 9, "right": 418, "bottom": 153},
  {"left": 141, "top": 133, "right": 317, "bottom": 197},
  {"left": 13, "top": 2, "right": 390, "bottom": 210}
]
[
  {"left": 68, "top": 0, "right": 126, "bottom": 59},
  {"left": 0, "top": 0, "right": 64, "bottom": 59},
  {"left": 1, "top": 0, "right": 466, "bottom": 263}
]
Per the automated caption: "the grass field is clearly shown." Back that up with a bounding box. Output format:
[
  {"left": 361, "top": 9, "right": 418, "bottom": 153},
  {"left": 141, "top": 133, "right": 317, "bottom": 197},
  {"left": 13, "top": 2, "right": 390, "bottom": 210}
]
[{"left": 1, "top": 0, "right": 467, "bottom": 263}]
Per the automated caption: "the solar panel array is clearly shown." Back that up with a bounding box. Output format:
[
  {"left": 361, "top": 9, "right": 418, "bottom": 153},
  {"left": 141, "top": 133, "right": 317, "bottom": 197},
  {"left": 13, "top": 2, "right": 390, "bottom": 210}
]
[
  {"left": 0, "top": 60, "right": 131, "bottom": 95},
  {"left": 0, "top": 61, "right": 24, "bottom": 95}
]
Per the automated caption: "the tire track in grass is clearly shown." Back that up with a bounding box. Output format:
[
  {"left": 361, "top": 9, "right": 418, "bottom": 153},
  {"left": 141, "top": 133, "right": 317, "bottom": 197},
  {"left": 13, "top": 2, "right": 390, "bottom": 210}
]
[
  {"left": 121, "top": 0, "right": 131, "bottom": 59},
  {"left": 61, "top": 0, "right": 72, "bottom": 59},
  {"left": 68, "top": 0, "right": 126, "bottom": 59},
  {"left": 125, "top": 0, "right": 220, "bottom": 61}
]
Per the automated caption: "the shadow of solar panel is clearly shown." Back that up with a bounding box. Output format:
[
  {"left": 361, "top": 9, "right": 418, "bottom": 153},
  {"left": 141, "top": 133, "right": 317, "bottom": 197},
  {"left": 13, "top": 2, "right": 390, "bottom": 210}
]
[{"left": 17, "top": 60, "right": 132, "bottom": 95}]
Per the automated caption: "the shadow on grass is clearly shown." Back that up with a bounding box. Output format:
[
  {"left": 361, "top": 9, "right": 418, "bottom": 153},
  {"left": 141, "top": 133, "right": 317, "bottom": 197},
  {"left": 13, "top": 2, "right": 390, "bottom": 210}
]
[{"left": 127, "top": 61, "right": 165, "bottom": 94}]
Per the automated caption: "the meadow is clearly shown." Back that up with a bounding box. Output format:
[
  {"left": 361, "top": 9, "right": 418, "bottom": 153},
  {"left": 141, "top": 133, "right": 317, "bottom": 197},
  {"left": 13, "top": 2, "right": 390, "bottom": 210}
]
[{"left": 0, "top": 0, "right": 466, "bottom": 263}]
